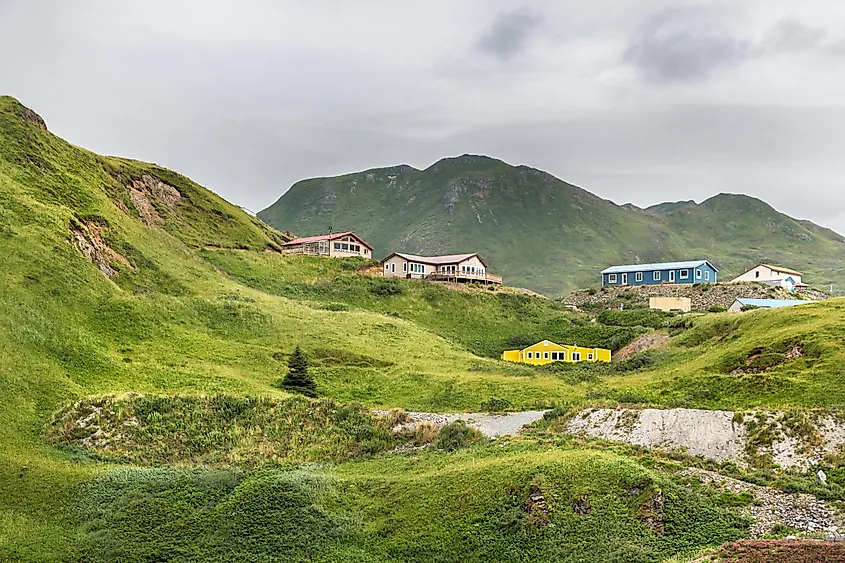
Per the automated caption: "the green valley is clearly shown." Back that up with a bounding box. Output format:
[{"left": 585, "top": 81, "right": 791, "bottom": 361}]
[{"left": 2, "top": 96, "right": 845, "bottom": 562}]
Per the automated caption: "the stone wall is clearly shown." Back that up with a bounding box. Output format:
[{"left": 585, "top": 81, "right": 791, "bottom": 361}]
[{"left": 563, "top": 282, "right": 804, "bottom": 311}]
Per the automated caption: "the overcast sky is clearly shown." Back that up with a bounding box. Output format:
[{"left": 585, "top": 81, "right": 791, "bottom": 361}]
[{"left": 2, "top": 0, "right": 845, "bottom": 231}]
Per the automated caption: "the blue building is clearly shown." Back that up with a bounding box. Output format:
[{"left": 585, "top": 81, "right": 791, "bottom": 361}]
[{"left": 601, "top": 260, "right": 719, "bottom": 287}]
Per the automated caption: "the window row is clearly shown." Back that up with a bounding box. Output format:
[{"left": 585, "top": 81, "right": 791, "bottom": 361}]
[
  {"left": 334, "top": 242, "right": 363, "bottom": 252},
  {"left": 525, "top": 351, "right": 593, "bottom": 361},
  {"left": 608, "top": 269, "right": 711, "bottom": 283}
]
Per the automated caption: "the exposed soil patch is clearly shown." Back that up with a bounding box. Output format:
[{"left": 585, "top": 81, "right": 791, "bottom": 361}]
[
  {"left": 613, "top": 332, "right": 670, "bottom": 361},
  {"left": 71, "top": 221, "right": 132, "bottom": 279},
  {"left": 715, "top": 539, "right": 845, "bottom": 562}
]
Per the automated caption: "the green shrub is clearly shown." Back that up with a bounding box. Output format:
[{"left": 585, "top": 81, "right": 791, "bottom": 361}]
[
  {"left": 707, "top": 305, "right": 728, "bottom": 313},
  {"left": 479, "top": 397, "right": 514, "bottom": 413},
  {"left": 597, "top": 309, "right": 673, "bottom": 329},
  {"left": 320, "top": 302, "right": 350, "bottom": 311},
  {"left": 368, "top": 278, "right": 403, "bottom": 296},
  {"left": 434, "top": 421, "right": 481, "bottom": 452}
]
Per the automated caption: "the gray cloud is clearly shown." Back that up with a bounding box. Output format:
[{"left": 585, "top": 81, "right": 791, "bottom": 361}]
[
  {"left": 476, "top": 7, "right": 543, "bottom": 61},
  {"left": 624, "top": 6, "right": 750, "bottom": 83},
  {"left": 761, "top": 18, "right": 828, "bottom": 53},
  {"left": 2, "top": 0, "right": 845, "bottom": 236}
]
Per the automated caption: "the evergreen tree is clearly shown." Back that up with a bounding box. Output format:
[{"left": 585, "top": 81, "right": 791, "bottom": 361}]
[{"left": 282, "top": 346, "right": 317, "bottom": 397}]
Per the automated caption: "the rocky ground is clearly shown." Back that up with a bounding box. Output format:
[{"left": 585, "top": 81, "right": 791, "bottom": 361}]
[{"left": 682, "top": 468, "right": 845, "bottom": 538}]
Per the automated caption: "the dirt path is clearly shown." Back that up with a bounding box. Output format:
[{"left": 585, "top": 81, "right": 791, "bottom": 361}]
[{"left": 379, "top": 411, "right": 547, "bottom": 438}]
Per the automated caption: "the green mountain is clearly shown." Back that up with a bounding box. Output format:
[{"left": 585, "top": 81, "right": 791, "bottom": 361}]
[
  {"left": 3, "top": 96, "right": 845, "bottom": 562},
  {"left": 259, "top": 156, "right": 845, "bottom": 295}
]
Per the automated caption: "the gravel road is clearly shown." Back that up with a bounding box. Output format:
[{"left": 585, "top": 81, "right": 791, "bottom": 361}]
[{"left": 396, "top": 410, "right": 547, "bottom": 438}]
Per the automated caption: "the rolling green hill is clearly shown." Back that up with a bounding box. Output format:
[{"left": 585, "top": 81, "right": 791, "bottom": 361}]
[
  {"left": 2, "top": 96, "right": 845, "bottom": 562},
  {"left": 259, "top": 156, "right": 845, "bottom": 295}
]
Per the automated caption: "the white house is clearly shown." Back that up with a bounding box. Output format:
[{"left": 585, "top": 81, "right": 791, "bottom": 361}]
[
  {"left": 731, "top": 264, "right": 807, "bottom": 292},
  {"left": 381, "top": 252, "right": 502, "bottom": 285}
]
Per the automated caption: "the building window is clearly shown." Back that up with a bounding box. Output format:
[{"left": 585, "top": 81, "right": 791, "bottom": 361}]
[
  {"left": 755, "top": 271, "right": 760, "bottom": 278},
  {"left": 551, "top": 352, "right": 557, "bottom": 360},
  {"left": 573, "top": 352, "right": 581, "bottom": 362},
  {"left": 608, "top": 274, "right": 618, "bottom": 283},
  {"left": 636, "top": 272, "right": 643, "bottom": 282},
  {"left": 543, "top": 352, "right": 549, "bottom": 359},
  {"left": 384, "top": 263, "right": 389, "bottom": 271},
  {"left": 341, "top": 243, "right": 349, "bottom": 250},
  {"left": 391, "top": 263, "right": 395, "bottom": 273},
  {"left": 334, "top": 243, "right": 341, "bottom": 250},
  {"left": 653, "top": 271, "right": 660, "bottom": 281},
  {"left": 403, "top": 262, "right": 407, "bottom": 272},
  {"left": 588, "top": 353, "right": 594, "bottom": 360},
  {"left": 697, "top": 270, "right": 702, "bottom": 279},
  {"left": 705, "top": 271, "right": 710, "bottom": 281},
  {"left": 527, "top": 352, "right": 533, "bottom": 359},
  {"left": 680, "top": 269, "right": 689, "bottom": 279}
]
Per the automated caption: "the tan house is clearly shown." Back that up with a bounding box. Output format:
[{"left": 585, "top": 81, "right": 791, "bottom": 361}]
[
  {"left": 281, "top": 231, "right": 373, "bottom": 258},
  {"left": 381, "top": 252, "right": 502, "bottom": 285},
  {"left": 731, "top": 263, "right": 807, "bottom": 292}
]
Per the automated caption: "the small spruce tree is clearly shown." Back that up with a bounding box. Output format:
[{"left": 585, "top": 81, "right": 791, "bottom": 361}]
[{"left": 282, "top": 346, "right": 317, "bottom": 397}]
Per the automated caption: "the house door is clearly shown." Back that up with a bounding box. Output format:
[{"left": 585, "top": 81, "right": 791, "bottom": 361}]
[
  {"left": 621, "top": 273, "right": 628, "bottom": 285},
  {"left": 669, "top": 270, "right": 675, "bottom": 283}
]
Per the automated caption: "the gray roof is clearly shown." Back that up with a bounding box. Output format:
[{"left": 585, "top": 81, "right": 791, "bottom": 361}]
[
  {"left": 390, "top": 252, "right": 486, "bottom": 267},
  {"left": 601, "top": 260, "right": 718, "bottom": 275},
  {"left": 733, "top": 298, "right": 815, "bottom": 309}
]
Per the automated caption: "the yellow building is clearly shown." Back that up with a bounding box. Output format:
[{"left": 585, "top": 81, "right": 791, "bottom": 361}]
[{"left": 501, "top": 340, "right": 611, "bottom": 365}]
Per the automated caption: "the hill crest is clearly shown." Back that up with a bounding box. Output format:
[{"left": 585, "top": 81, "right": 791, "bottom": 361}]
[{"left": 259, "top": 156, "right": 845, "bottom": 295}]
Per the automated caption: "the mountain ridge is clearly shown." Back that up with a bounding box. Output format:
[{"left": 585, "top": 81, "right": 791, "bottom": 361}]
[{"left": 259, "top": 156, "right": 845, "bottom": 295}]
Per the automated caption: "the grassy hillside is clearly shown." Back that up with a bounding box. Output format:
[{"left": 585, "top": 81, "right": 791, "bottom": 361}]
[
  {"left": 258, "top": 155, "right": 845, "bottom": 295},
  {"left": 1, "top": 96, "right": 844, "bottom": 562}
]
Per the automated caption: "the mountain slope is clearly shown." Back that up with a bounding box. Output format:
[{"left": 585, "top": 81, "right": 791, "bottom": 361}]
[{"left": 260, "top": 156, "right": 845, "bottom": 295}]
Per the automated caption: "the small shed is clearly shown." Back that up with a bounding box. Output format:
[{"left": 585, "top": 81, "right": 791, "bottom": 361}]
[{"left": 650, "top": 297, "right": 691, "bottom": 313}]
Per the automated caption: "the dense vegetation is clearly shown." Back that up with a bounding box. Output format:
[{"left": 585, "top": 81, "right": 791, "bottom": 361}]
[
  {"left": 1, "top": 96, "right": 844, "bottom": 562},
  {"left": 258, "top": 155, "right": 845, "bottom": 295}
]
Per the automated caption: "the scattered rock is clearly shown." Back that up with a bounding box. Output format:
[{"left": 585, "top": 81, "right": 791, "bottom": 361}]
[
  {"left": 573, "top": 494, "right": 591, "bottom": 516},
  {"left": 638, "top": 491, "right": 665, "bottom": 535},
  {"left": 682, "top": 468, "right": 845, "bottom": 537},
  {"left": 525, "top": 484, "right": 551, "bottom": 527}
]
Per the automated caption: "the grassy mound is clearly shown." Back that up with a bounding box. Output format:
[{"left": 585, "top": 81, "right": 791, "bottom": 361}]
[
  {"left": 71, "top": 446, "right": 748, "bottom": 563},
  {"left": 47, "top": 395, "right": 403, "bottom": 467}
]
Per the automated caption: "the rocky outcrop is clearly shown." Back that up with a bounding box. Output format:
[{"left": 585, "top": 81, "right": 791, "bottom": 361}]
[
  {"left": 124, "top": 175, "right": 183, "bottom": 228},
  {"left": 566, "top": 408, "right": 845, "bottom": 471},
  {"left": 18, "top": 106, "right": 47, "bottom": 131},
  {"left": 71, "top": 221, "right": 132, "bottom": 279},
  {"left": 375, "top": 410, "right": 547, "bottom": 438},
  {"left": 564, "top": 283, "right": 806, "bottom": 311}
]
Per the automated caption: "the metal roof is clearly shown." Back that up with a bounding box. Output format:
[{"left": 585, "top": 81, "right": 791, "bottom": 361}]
[
  {"left": 759, "top": 263, "right": 804, "bottom": 277},
  {"left": 601, "top": 260, "right": 718, "bottom": 275},
  {"left": 733, "top": 298, "right": 815, "bottom": 309},
  {"left": 388, "top": 252, "right": 487, "bottom": 267}
]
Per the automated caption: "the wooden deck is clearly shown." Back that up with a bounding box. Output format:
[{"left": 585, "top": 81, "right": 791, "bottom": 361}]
[{"left": 426, "top": 272, "right": 503, "bottom": 285}]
